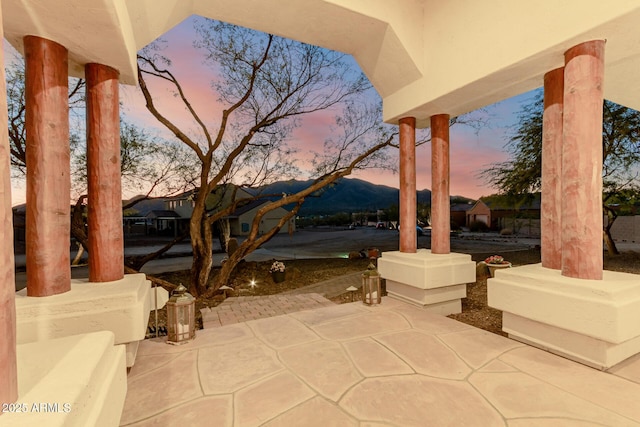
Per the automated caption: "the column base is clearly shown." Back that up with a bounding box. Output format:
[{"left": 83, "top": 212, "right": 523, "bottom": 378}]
[
  {"left": 488, "top": 264, "right": 640, "bottom": 369},
  {"left": 0, "top": 331, "right": 126, "bottom": 427},
  {"left": 378, "top": 249, "right": 475, "bottom": 315},
  {"left": 14, "top": 273, "right": 165, "bottom": 367}
]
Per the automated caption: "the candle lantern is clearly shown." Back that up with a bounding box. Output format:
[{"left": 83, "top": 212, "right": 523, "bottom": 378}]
[
  {"left": 166, "top": 284, "right": 196, "bottom": 345},
  {"left": 362, "top": 261, "right": 382, "bottom": 305}
]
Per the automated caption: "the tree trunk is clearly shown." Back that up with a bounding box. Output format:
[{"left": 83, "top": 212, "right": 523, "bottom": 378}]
[
  {"left": 71, "top": 241, "right": 85, "bottom": 266},
  {"left": 71, "top": 195, "right": 88, "bottom": 249},
  {"left": 603, "top": 205, "right": 620, "bottom": 255},
  {"left": 603, "top": 230, "right": 619, "bottom": 255},
  {"left": 189, "top": 202, "right": 214, "bottom": 296}
]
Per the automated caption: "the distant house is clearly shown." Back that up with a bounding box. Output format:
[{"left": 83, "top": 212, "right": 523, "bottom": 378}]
[
  {"left": 145, "top": 210, "right": 184, "bottom": 237},
  {"left": 226, "top": 200, "right": 295, "bottom": 236},
  {"left": 163, "top": 185, "right": 295, "bottom": 237},
  {"left": 466, "top": 194, "right": 541, "bottom": 230},
  {"left": 450, "top": 203, "right": 473, "bottom": 229}
]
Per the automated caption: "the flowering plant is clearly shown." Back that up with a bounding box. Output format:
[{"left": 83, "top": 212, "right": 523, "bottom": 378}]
[
  {"left": 270, "top": 261, "right": 286, "bottom": 273},
  {"left": 485, "top": 255, "right": 508, "bottom": 265}
]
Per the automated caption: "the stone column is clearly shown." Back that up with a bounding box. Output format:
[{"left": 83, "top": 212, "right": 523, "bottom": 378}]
[
  {"left": 561, "top": 40, "right": 604, "bottom": 280},
  {"left": 430, "top": 114, "right": 450, "bottom": 254},
  {"left": 541, "top": 68, "right": 564, "bottom": 270},
  {"left": 0, "top": 6, "right": 18, "bottom": 407},
  {"left": 86, "top": 64, "right": 124, "bottom": 282},
  {"left": 399, "top": 117, "right": 417, "bottom": 253},
  {"left": 24, "top": 36, "right": 71, "bottom": 296}
]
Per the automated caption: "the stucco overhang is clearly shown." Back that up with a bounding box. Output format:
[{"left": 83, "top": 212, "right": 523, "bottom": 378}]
[{"left": 3, "top": 0, "right": 640, "bottom": 127}]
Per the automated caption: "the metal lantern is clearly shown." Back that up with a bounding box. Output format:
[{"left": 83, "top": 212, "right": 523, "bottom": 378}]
[
  {"left": 166, "top": 284, "right": 196, "bottom": 345},
  {"left": 362, "top": 261, "right": 382, "bottom": 305}
]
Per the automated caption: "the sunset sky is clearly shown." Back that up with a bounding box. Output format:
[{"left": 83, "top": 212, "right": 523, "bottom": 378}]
[{"left": 8, "top": 15, "right": 538, "bottom": 206}]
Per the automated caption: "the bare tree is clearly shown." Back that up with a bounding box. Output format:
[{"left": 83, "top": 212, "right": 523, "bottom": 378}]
[{"left": 137, "top": 19, "right": 396, "bottom": 296}]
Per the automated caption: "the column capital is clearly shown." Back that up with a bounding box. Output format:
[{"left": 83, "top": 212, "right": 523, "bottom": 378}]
[{"left": 564, "top": 40, "right": 605, "bottom": 63}]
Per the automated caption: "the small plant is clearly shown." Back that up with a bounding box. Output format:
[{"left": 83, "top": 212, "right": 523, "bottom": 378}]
[
  {"left": 270, "top": 261, "right": 286, "bottom": 273},
  {"left": 485, "top": 255, "right": 509, "bottom": 265}
]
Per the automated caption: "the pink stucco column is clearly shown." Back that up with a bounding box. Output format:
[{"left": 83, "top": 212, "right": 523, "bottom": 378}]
[
  {"left": 0, "top": 7, "right": 18, "bottom": 407},
  {"left": 561, "top": 40, "right": 604, "bottom": 280},
  {"left": 399, "top": 117, "right": 417, "bottom": 253},
  {"left": 430, "top": 114, "right": 450, "bottom": 254},
  {"left": 24, "top": 36, "right": 71, "bottom": 296},
  {"left": 541, "top": 68, "right": 564, "bottom": 270},
  {"left": 86, "top": 63, "right": 124, "bottom": 282}
]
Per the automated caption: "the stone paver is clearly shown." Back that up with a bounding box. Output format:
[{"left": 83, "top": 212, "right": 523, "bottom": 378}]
[
  {"left": 235, "top": 372, "right": 315, "bottom": 427},
  {"left": 343, "top": 338, "right": 413, "bottom": 377},
  {"left": 279, "top": 340, "right": 362, "bottom": 401},
  {"left": 470, "top": 372, "right": 636, "bottom": 426},
  {"left": 262, "top": 396, "right": 357, "bottom": 427},
  {"left": 341, "top": 376, "right": 505, "bottom": 427},
  {"left": 120, "top": 350, "right": 202, "bottom": 425},
  {"left": 198, "top": 338, "right": 282, "bottom": 394},
  {"left": 122, "top": 298, "right": 640, "bottom": 426},
  {"left": 201, "top": 293, "right": 335, "bottom": 328},
  {"left": 376, "top": 330, "right": 471, "bottom": 379}
]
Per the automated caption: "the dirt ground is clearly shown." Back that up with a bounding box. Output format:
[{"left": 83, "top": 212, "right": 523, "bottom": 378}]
[{"left": 150, "top": 248, "right": 640, "bottom": 337}]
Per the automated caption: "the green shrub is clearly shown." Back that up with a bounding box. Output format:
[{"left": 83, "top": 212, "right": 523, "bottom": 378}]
[{"left": 469, "top": 220, "right": 489, "bottom": 232}]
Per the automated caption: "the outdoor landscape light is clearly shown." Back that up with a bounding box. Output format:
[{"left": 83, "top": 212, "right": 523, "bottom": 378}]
[
  {"left": 166, "top": 284, "right": 196, "bottom": 345},
  {"left": 219, "top": 285, "right": 232, "bottom": 298},
  {"left": 361, "top": 262, "right": 382, "bottom": 305},
  {"left": 346, "top": 285, "right": 358, "bottom": 302}
]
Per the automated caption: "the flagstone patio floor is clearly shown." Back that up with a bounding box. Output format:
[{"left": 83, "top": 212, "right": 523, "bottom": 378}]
[{"left": 121, "top": 297, "right": 640, "bottom": 426}]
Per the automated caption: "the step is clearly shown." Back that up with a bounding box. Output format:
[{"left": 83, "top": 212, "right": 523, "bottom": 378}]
[{"left": 0, "top": 331, "right": 127, "bottom": 427}]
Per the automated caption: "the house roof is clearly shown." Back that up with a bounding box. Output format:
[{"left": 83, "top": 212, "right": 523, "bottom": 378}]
[
  {"left": 451, "top": 203, "right": 474, "bottom": 212},
  {"left": 145, "top": 210, "right": 181, "bottom": 219},
  {"left": 480, "top": 194, "right": 541, "bottom": 211},
  {"left": 226, "top": 200, "right": 270, "bottom": 218}
]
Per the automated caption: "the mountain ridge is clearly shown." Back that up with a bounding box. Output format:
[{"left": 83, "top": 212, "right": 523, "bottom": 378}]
[
  {"left": 124, "top": 177, "right": 474, "bottom": 216},
  {"left": 254, "top": 177, "right": 472, "bottom": 216}
]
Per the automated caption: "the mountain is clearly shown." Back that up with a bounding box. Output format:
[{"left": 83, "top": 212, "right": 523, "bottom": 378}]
[
  {"left": 254, "top": 177, "right": 435, "bottom": 216},
  {"left": 123, "top": 196, "right": 166, "bottom": 216}
]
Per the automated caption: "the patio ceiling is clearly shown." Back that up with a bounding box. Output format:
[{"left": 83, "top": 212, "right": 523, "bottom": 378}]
[{"left": 3, "top": 0, "right": 640, "bottom": 126}]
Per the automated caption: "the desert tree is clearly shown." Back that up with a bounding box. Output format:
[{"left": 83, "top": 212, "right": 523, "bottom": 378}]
[
  {"left": 481, "top": 91, "right": 640, "bottom": 254},
  {"left": 137, "top": 19, "right": 404, "bottom": 296}
]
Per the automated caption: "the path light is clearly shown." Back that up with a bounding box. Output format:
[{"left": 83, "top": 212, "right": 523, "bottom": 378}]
[
  {"left": 166, "top": 284, "right": 196, "bottom": 345},
  {"left": 346, "top": 286, "right": 358, "bottom": 302},
  {"left": 362, "top": 261, "right": 382, "bottom": 305},
  {"left": 219, "top": 285, "right": 232, "bottom": 299}
]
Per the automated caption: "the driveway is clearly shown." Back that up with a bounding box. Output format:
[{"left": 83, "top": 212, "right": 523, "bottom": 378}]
[{"left": 14, "top": 228, "right": 539, "bottom": 289}]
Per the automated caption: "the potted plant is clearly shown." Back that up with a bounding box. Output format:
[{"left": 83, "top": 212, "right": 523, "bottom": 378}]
[
  {"left": 270, "top": 261, "right": 286, "bottom": 283},
  {"left": 484, "top": 255, "right": 512, "bottom": 278}
]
